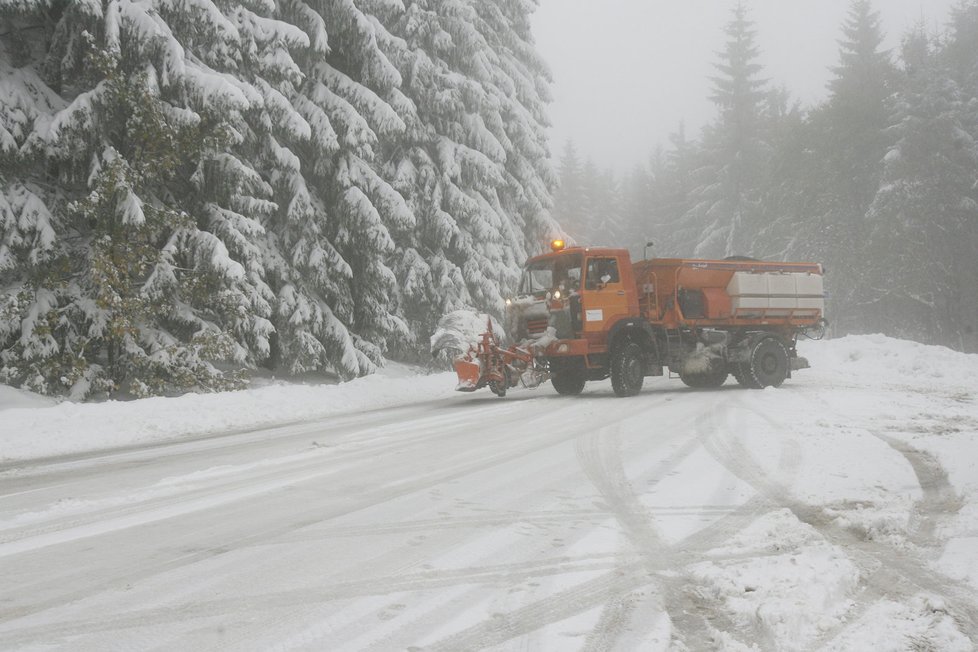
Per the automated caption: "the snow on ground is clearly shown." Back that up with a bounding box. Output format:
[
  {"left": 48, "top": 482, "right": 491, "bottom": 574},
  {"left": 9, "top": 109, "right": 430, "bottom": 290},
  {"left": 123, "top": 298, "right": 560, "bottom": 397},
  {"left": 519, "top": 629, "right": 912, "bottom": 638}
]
[
  {"left": 0, "top": 335, "right": 976, "bottom": 650},
  {"left": 0, "top": 362, "right": 451, "bottom": 463}
]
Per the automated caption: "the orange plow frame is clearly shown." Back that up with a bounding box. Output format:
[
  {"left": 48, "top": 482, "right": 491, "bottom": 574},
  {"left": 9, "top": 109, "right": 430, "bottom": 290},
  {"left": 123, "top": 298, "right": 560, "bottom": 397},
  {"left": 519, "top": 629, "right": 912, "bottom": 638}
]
[{"left": 453, "top": 321, "right": 538, "bottom": 396}]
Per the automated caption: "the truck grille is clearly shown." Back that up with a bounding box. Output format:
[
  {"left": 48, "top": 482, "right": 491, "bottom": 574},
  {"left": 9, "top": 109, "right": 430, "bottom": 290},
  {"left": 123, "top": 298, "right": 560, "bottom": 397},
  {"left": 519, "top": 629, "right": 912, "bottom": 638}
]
[{"left": 526, "top": 318, "right": 549, "bottom": 334}]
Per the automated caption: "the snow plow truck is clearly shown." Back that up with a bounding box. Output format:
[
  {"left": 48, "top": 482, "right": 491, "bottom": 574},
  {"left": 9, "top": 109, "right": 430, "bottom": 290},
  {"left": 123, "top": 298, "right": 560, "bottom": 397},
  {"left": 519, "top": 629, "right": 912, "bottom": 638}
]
[{"left": 453, "top": 240, "right": 826, "bottom": 397}]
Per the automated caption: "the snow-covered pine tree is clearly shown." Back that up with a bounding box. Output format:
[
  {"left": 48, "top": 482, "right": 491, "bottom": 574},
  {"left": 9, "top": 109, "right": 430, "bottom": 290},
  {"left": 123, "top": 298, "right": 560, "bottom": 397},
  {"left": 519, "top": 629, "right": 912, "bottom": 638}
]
[
  {"left": 553, "top": 139, "right": 585, "bottom": 243},
  {"left": 0, "top": 2, "right": 278, "bottom": 397},
  {"left": 579, "top": 165, "right": 625, "bottom": 247},
  {"left": 576, "top": 157, "right": 600, "bottom": 242},
  {"left": 269, "top": 0, "right": 415, "bottom": 377},
  {"left": 681, "top": 2, "right": 769, "bottom": 259},
  {"left": 825, "top": 0, "right": 894, "bottom": 211},
  {"left": 2, "top": 0, "right": 559, "bottom": 393},
  {"left": 369, "top": 0, "right": 558, "bottom": 356},
  {"left": 945, "top": 0, "right": 978, "bottom": 94},
  {"left": 629, "top": 125, "right": 699, "bottom": 259},
  {"left": 751, "top": 86, "right": 816, "bottom": 262},
  {"left": 795, "top": 0, "right": 896, "bottom": 334},
  {"left": 865, "top": 27, "right": 978, "bottom": 348},
  {"left": 470, "top": 0, "right": 558, "bottom": 246}
]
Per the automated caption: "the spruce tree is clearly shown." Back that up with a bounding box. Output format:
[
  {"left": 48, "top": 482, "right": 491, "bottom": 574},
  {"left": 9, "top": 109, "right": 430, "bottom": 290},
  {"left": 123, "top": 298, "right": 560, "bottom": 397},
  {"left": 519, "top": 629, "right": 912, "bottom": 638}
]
[
  {"left": 865, "top": 27, "right": 978, "bottom": 349},
  {"left": 375, "top": 0, "right": 558, "bottom": 355},
  {"left": 681, "top": 2, "right": 769, "bottom": 258},
  {"left": 553, "top": 139, "right": 585, "bottom": 243},
  {"left": 781, "top": 0, "right": 895, "bottom": 334},
  {"left": 0, "top": 3, "right": 277, "bottom": 397},
  {"left": 269, "top": 0, "right": 412, "bottom": 377},
  {"left": 825, "top": 0, "right": 894, "bottom": 211}
]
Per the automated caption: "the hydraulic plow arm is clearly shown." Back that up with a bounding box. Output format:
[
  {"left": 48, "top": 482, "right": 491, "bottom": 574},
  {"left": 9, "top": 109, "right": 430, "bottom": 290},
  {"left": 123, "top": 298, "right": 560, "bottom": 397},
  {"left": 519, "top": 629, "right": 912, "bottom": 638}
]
[{"left": 453, "top": 321, "right": 540, "bottom": 397}]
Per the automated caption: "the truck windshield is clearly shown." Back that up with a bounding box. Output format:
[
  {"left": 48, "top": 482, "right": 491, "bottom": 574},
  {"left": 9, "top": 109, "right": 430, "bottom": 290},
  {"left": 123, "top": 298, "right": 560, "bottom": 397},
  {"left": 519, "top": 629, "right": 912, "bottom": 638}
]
[{"left": 518, "top": 254, "right": 582, "bottom": 297}]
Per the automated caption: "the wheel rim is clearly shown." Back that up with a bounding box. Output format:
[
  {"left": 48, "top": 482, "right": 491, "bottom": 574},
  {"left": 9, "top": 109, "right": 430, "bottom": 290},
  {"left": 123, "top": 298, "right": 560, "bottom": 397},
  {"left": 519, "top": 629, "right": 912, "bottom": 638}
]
[
  {"left": 752, "top": 339, "right": 787, "bottom": 386},
  {"left": 626, "top": 358, "right": 641, "bottom": 385}
]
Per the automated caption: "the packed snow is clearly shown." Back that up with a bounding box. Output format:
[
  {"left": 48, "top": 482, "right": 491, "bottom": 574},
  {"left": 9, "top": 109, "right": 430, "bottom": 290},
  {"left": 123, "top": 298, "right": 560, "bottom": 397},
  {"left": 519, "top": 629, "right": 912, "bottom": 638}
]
[{"left": 0, "top": 334, "right": 976, "bottom": 650}]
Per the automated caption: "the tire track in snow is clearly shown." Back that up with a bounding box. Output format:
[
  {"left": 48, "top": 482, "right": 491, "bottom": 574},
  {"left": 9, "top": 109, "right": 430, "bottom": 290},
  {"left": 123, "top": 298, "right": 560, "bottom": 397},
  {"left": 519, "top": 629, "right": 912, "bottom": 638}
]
[
  {"left": 697, "top": 406, "right": 978, "bottom": 645},
  {"left": 561, "top": 396, "right": 777, "bottom": 651},
  {"left": 0, "top": 399, "right": 599, "bottom": 626},
  {"left": 267, "top": 510, "right": 613, "bottom": 542},
  {"left": 574, "top": 425, "right": 674, "bottom": 651},
  {"left": 0, "top": 400, "right": 548, "bottom": 551},
  {"left": 581, "top": 589, "right": 641, "bottom": 652},
  {"left": 421, "top": 563, "right": 649, "bottom": 652},
  {"left": 0, "top": 392, "right": 671, "bottom": 647},
  {"left": 812, "top": 430, "right": 970, "bottom": 650},
  {"left": 567, "top": 399, "right": 771, "bottom": 652},
  {"left": 743, "top": 388, "right": 976, "bottom": 647},
  {"left": 402, "top": 397, "right": 698, "bottom": 652},
  {"left": 352, "top": 398, "right": 688, "bottom": 652},
  {"left": 0, "top": 556, "right": 630, "bottom": 648},
  {"left": 870, "top": 431, "right": 963, "bottom": 551}
]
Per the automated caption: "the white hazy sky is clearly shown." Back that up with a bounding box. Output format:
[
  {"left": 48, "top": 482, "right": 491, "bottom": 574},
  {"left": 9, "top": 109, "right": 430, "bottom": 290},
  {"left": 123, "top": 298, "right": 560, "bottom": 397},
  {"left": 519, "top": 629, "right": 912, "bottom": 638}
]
[{"left": 532, "top": 0, "right": 958, "bottom": 173}]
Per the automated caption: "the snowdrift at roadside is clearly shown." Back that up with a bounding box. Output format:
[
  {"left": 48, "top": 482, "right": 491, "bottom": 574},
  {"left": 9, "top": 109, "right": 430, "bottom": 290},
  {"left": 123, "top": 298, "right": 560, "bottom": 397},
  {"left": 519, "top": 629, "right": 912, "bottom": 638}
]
[
  {"left": 0, "top": 366, "right": 455, "bottom": 464},
  {"left": 801, "top": 333, "right": 977, "bottom": 387}
]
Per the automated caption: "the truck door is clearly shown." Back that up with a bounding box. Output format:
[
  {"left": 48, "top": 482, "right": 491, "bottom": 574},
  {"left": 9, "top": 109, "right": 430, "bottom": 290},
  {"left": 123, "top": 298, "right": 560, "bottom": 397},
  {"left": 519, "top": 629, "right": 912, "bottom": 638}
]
[{"left": 581, "top": 256, "right": 629, "bottom": 337}]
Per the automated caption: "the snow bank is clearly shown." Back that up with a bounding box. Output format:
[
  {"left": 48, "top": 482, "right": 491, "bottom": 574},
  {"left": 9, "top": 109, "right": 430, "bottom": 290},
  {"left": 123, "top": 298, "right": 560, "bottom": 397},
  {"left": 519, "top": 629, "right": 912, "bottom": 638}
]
[
  {"left": 800, "top": 333, "right": 977, "bottom": 388},
  {"left": 0, "top": 385, "right": 58, "bottom": 411},
  {"left": 0, "top": 366, "right": 455, "bottom": 464}
]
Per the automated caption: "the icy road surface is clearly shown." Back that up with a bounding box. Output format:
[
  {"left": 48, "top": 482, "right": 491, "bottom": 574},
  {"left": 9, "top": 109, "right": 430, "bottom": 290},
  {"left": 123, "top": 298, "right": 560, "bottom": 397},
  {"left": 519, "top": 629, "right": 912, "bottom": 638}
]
[{"left": 0, "top": 336, "right": 977, "bottom": 650}]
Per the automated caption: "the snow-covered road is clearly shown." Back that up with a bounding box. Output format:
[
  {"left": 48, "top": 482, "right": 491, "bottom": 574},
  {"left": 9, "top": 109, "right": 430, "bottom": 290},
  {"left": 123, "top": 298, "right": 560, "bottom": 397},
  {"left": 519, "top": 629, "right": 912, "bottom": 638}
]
[{"left": 0, "top": 336, "right": 976, "bottom": 650}]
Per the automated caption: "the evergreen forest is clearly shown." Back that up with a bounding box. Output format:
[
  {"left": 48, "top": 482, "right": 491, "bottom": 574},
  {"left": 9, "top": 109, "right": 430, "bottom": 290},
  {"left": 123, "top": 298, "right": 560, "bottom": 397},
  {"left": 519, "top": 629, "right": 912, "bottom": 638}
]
[
  {"left": 556, "top": 1, "right": 978, "bottom": 354},
  {"left": 0, "top": 0, "right": 558, "bottom": 397}
]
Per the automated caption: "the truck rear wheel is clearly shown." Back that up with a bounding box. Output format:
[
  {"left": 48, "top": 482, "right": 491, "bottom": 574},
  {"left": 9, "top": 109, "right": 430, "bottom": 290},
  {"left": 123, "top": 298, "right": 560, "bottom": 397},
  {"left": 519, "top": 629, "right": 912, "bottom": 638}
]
[
  {"left": 551, "top": 371, "right": 586, "bottom": 395},
  {"left": 747, "top": 337, "right": 789, "bottom": 388},
  {"left": 611, "top": 342, "right": 644, "bottom": 397},
  {"left": 731, "top": 362, "right": 755, "bottom": 388}
]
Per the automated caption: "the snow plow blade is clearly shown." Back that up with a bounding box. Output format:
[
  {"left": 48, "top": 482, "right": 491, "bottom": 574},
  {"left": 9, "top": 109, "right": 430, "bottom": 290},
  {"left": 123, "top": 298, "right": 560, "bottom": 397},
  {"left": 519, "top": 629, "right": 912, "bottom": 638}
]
[{"left": 454, "top": 358, "right": 482, "bottom": 392}]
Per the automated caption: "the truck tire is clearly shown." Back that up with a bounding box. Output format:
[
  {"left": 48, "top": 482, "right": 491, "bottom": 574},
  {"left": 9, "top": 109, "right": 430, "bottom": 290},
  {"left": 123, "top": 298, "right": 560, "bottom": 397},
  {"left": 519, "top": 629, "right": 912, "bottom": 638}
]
[
  {"left": 747, "top": 337, "right": 789, "bottom": 388},
  {"left": 551, "top": 371, "right": 586, "bottom": 395},
  {"left": 680, "top": 367, "right": 728, "bottom": 388},
  {"left": 731, "top": 362, "right": 756, "bottom": 388},
  {"left": 611, "top": 341, "right": 644, "bottom": 397}
]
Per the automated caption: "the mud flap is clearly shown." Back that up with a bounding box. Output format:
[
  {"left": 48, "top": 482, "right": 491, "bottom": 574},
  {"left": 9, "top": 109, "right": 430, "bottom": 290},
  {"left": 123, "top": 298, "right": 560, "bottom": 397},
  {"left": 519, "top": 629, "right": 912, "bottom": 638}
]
[{"left": 790, "top": 356, "right": 810, "bottom": 371}]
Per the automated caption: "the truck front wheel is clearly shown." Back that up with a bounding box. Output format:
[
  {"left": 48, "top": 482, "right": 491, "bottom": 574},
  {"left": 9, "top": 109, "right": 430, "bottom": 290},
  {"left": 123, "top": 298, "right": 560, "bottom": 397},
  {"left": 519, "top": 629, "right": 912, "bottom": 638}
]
[
  {"left": 551, "top": 371, "right": 586, "bottom": 395},
  {"left": 611, "top": 342, "right": 645, "bottom": 397},
  {"left": 747, "top": 337, "right": 789, "bottom": 388}
]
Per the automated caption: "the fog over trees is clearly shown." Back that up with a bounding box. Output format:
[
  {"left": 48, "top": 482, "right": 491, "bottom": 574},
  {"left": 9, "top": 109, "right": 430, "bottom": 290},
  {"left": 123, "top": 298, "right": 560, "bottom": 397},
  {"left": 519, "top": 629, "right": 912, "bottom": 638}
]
[{"left": 555, "top": 0, "right": 978, "bottom": 353}]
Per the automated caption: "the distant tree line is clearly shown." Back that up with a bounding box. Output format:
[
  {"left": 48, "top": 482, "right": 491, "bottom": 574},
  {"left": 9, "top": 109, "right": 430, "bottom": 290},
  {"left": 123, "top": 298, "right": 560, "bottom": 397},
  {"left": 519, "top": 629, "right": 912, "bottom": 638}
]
[
  {"left": 0, "top": 0, "right": 558, "bottom": 397},
  {"left": 555, "top": 0, "right": 978, "bottom": 352}
]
